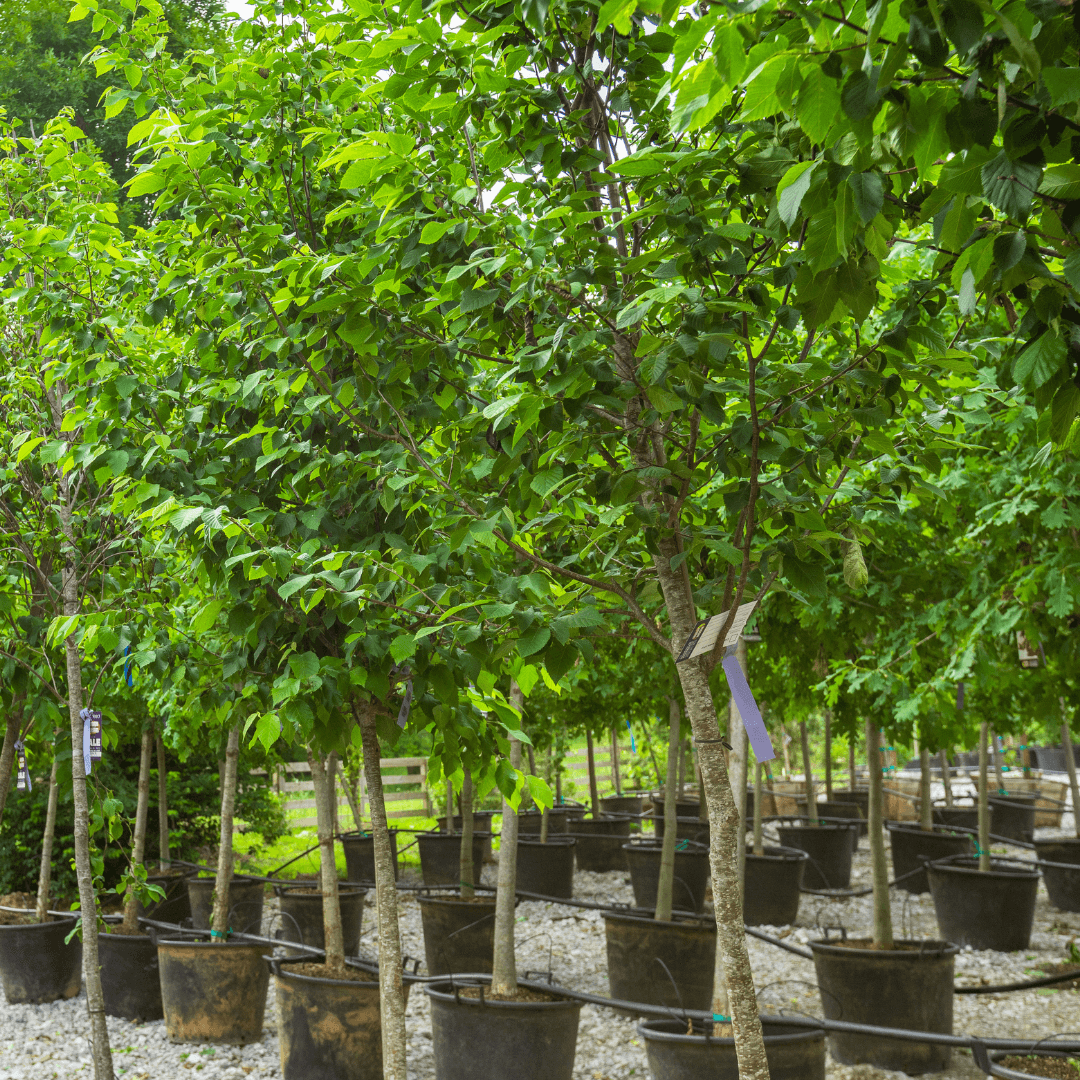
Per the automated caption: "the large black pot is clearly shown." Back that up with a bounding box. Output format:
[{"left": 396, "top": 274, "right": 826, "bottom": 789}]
[
  {"left": 271, "top": 956, "right": 384, "bottom": 1080},
  {"left": 810, "top": 936, "right": 958, "bottom": 1074},
  {"left": 186, "top": 875, "right": 265, "bottom": 933},
  {"left": 136, "top": 869, "right": 195, "bottom": 923},
  {"left": 775, "top": 824, "right": 855, "bottom": 889},
  {"left": 156, "top": 935, "right": 271, "bottom": 1044},
  {"left": 988, "top": 795, "right": 1037, "bottom": 845},
  {"left": 932, "top": 805, "right": 985, "bottom": 832},
  {"left": 624, "top": 840, "right": 709, "bottom": 914},
  {"left": 100, "top": 928, "right": 163, "bottom": 1021},
  {"left": 436, "top": 813, "right": 496, "bottom": 861},
  {"left": 1034, "top": 838, "right": 1080, "bottom": 912},
  {"left": 639, "top": 1016, "right": 825, "bottom": 1080},
  {"left": 802, "top": 802, "right": 863, "bottom": 848},
  {"left": 417, "top": 894, "right": 496, "bottom": 975},
  {"left": 418, "top": 831, "right": 491, "bottom": 887},
  {"left": 517, "top": 810, "right": 569, "bottom": 835},
  {"left": 926, "top": 857, "right": 1039, "bottom": 951},
  {"left": 600, "top": 794, "right": 644, "bottom": 816},
  {"left": 604, "top": 911, "right": 715, "bottom": 1014},
  {"left": 652, "top": 814, "right": 710, "bottom": 844},
  {"left": 831, "top": 790, "right": 869, "bottom": 835},
  {"left": 567, "top": 816, "right": 632, "bottom": 873},
  {"left": 515, "top": 837, "right": 576, "bottom": 899},
  {"left": 426, "top": 978, "right": 581, "bottom": 1080},
  {"left": 341, "top": 830, "right": 399, "bottom": 883},
  {"left": 0, "top": 916, "right": 82, "bottom": 1004},
  {"left": 744, "top": 846, "right": 807, "bottom": 926},
  {"left": 886, "top": 822, "right": 973, "bottom": 894},
  {"left": 982, "top": 1048, "right": 1080, "bottom": 1079},
  {"left": 651, "top": 796, "right": 702, "bottom": 819},
  {"left": 276, "top": 885, "right": 366, "bottom": 957}
]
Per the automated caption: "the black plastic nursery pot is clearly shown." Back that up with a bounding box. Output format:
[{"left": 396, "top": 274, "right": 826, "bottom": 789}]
[
  {"left": 417, "top": 893, "right": 496, "bottom": 975},
  {"left": 276, "top": 885, "right": 366, "bottom": 957},
  {"left": 886, "top": 822, "right": 973, "bottom": 894},
  {"left": 984, "top": 1049, "right": 1080, "bottom": 1079},
  {"left": 136, "top": 869, "right": 195, "bottom": 923},
  {"left": 932, "top": 805, "right": 984, "bottom": 832},
  {"left": 418, "top": 831, "right": 491, "bottom": 888},
  {"left": 0, "top": 915, "right": 82, "bottom": 1004},
  {"left": 831, "top": 790, "right": 870, "bottom": 835},
  {"left": 744, "top": 845, "right": 807, "bottom": 926},
  {"left": 341, "top": 830, "right": 399, "bottom": 883},
  {"left": 775, "top": 823, "right": 855, "bottom": 890},
  {"left": 426, "top": 978, "right": 582, "bottom": 1080},
  {"left": 638, "top": 1016, "right": 826, "bottom": 1080},
  {"left": 436, "top": 813, "right": 496, "bottom": 861},
  {"left": 988, "top": 794, "right": 1037, "bottom": 845},
  {"left": 517, "top": 809, "right": 569, "bottom": 834},
  {"left": 652, "top": 814, "right": 710, "bottom": 845},
  {"left": 568, "top": 815, "right": 633, "bottom": 873},
  {"left": 604, "top": 910, "right": 715, "bottom": 1013},
  {"left": 516, "top": 837, "right": 576, "bottom": 899},
  {"left": 926, "top": 856, "right": 1039, "bottom": 951},
  {"left": 1034, "top": 838, "right": 1080, "bottom": 912},
  {"left": 810, "top": 936, "right": 959, "bottom": 1074},
  {"left": 600, "top": 794, "right": 645, "bottom": 816},
  {"left": 100, "top": 928, "right": 163, "bottom": 1021},
  {"left": 804, "top": 802, "right": 863, "bottom": 849},
  {"left": 651, "top": 796, "right": 703, "bottom": 819},
  {"left": 157, "top": 936, "right": 271, "bottom": 1044},
  {"left": 271, "top": 956, "right": 386, "bottom": 1080},
  {"left": 624, "top": 839, "right": 710, "bottom": 914},
  {"left": 186, "top": 875, "right": 266, "bottom": 933}
]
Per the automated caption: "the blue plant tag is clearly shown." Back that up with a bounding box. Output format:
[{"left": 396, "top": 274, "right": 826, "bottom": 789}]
[
  {"left": 625, "top": 719, "right": 636, "bottom": 754},
  {"left": 721, "top": 653, "right": 776, "bottom": 763}
]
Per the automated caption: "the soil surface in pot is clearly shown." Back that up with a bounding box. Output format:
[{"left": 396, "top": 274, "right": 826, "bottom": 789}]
[
  {"left": 288, "top": 962, "right": 376, "bottom": 983},
  {"left": 998, "top": 1056, "right": 1080, "bottom": 1079},
  {"left": 457, "top": 985, "right": 563, "bottom": 1003}
]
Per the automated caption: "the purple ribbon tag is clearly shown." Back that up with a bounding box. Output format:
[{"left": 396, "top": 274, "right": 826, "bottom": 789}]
[{"left": 721, "top": 654, "right": 776, "bottom": 763}]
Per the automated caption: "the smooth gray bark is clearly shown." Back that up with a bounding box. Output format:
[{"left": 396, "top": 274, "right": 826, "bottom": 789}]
[
  {"left": 309, "top": 749, "right": 346, "bottom": 974},
  {"left": 866, "top": 720, "right": 893, "bottom": 948},
  {"left": 939, "top": 749, "right": 953, "bottom": 809},
  {"left": 491, "top": 683, "right": 524, "bottom": 995},
  {"left": 654, "top": 694, "right": 681, "bottom": 923},
  {"left": 728, "top": 634, "right": 749, "bottom": 892},
  {"left": 1062, "top": 713, "right": 1080, "bottom": 840},
  {"left": 121, "top": 729, "right": 154, "bottom": 932},
  {"left": 585, "top": 728, "right": 600, "bottom": 818},
  {"left": 459, "top": 769, "right": 475, "bottom": 899},
  {"left": 156, "top": 729, "right": 171, "bottom": 870},
  {"left": 824, "top": 711, "right": 833, "bottom": 801},
  {"left": 210, "top": 725, "right": 240, "bottom": 938},
  {"left": 800, "top": 721, "right": 817, "bottom": 824},
  {"left": 919, "top": 745, "right": 933, "bottom": 832},
  {"left": 35, "top": 756, "right": 59, "bottom": 923},
  {"left": 978, "top": 722, "right": 990, "bottom": 871}
]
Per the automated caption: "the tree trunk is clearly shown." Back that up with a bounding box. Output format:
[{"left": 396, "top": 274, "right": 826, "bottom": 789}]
[
  {"left": 36, "top": 756, "right": 60, "bottom": 923},
  {"left": 156, "top": 729, "right": 171, "bottom": 871},
  {"left": 58, "top": 472, "right": 114, "bottom": 1080},
  {"left": 611, "top": 727, "right": 622, "bottom": 795},
  {"left": 849, "top": 736, "right": 856, "bottom": 791},
  {"left": 459, "top": 769, "right": 475, "bottom": 899},
  {"left": 866, "top": 720, "right": 893, "bottom": 948},
  {"left": 919, "top": 745, "right": 933, "bottom": 833},
  {"left": 585, "top": 728, "right": 600, "bottom": 818},
  {"left": 445, "top": 773, "right": 454, "bottom": 834},
  {"left": 939, "top": 749, "right": 953, "bottom": 809},
  {"left": 309, "top": 749, "right": 345, "bottom": 974},
  {"left": 697, "top": 758, "right": 707, "bottom": 821},
  {"left": 651, "top": 550, "right": 767, "bottom": 1078},
  {"left": 753, "top": 762, "right": 764, "bottom": 857},
  {"left": 677, "top": 737, "right": 686, "bottom": 797},
  {"left": 341, "top": 749, "right": 364, "bottom": 832},
  {"left": 1061, "top": 712, "right": 1080, "bottom": 840},
  {"left": 727, "top": 634, "right": 749, "bottom": 893},
  {"left": 978, "top": 721, "right": 990, "bottom": 872},
  {"left": 824, "top": 711, "right": 833, "bottom": 801},
  {"left": 800, "top": 721, "right": 817, "bottom": 825},
  {"left": 0, "top": 704, "right": 23, "bottom": 830},
  {"left": 990, "top": 728, "right": 1006, "bottom": 793},
  {"left": 654, "top": 694, "right": 681, "bottom": 923},
  {"left": 358, "top": 703, "right": 407, "bottom": 1080},
  {"left": 211, "top": 725, "right": 240, "bottom": 939},
  {"left": 121, "top": 729, "right": 154, "bottom": 932},
  {"left": 491, "top": 682, "right": 524, "bottom": 996},
  {"left": 780, "top": 721, "right": 792, "bottom": 778}
]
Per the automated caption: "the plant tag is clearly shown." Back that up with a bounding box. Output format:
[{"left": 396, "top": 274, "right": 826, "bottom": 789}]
[
  {"left": 87, "top": 710, "right": 103, "bottom": 760},
  {"left": 396, "top": 679, "right": 413, "bottom": 729},
  {"left": 15, "top": 741, "right": 30, "bottom": 792},
  {"left": 675, "top": 601, "right": 757, "bottom": 663},
  {"left": 721, "top": 653, "right": 776, "bottom": 763},
  {"left": 1017, "top": 632, "right": 1040, "bottom": 669}
]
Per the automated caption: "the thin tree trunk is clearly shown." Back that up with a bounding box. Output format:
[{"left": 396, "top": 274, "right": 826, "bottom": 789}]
[
  {"left": 991, "top": 727, "right": 1006, "bottom": 793},
  {"left": 459, "top": 769, "right": 475, "bottom": 899},
  {"left": 1061, "top": 712, "right": 1080, "bottom": 840},
  {"left": 866, "top": 720, "right": 893, "bottom": 948},
  {"left": 211, "top": 726, "right": 240, "bottom": 938},
  {"left": 978, "top": 721, "right": 990, "bottom": 871},
  {"left": 491, "top": 683, "right": 524, "bottom": 996},
  {"left": 655, "top": 693, "right": 681, "bottom": 922},
  {"left": 358, "top": 703, "right": 407, "bottom": 1080},
  {"left": 57, "top": 468, "right": 114, "bottom": 1080},
  {"left": 156, "top": 729, "right": 171, "bottom": 871},
  {"left": 800, "top": 721, "right": 817, "bottom": 824},
  {"left": 677, "top": 737, "right": 686, "bottom": 797},
  {"left": 728, "top": 634, "right": 749, "bottom": 893},
  {"left": 445, "top": 773, "right": 454, "bottom": 834},
  {"left": 121, "top": 729, "right": 154, "bottom": 932},
  {"left": 309, "top": 749, "right": 345, "bottom": 974},
  {"left": 611, "top": 727, "right": 622, "bottom": 795},
  {"left": 36, "top": 756, "right": 60, "bottom": 923},
  {"left": 780, "top": 721, "right": 792, "bottom": 778},
  {"left": 849, "top": 736, "right": 856, "bottom": 791},
  {"left": 646, "top": 721, "right": 664, "bottom": 791},
  {"left": 753, "top": 762, "right": 764, "bottom": 857},
  {"left": 585, "top": 728, "right": 600, "bottom": 818},
  {"left": 824, "top": 710, "right": 833, "bottom": 801},
  {"left": 697, "top": 758, "right": 707, "bottom": 821},
  {"left": 0, "top": 703, "right": 23, "bottom": 830},
  {"left": 939, "top": 749, "right": 953, "bottom": 809},
  {"left": 918, "top": 745, "right": 933, "bottom": 832},
  {"left": 341, "top": 750, "right": 364, "bottom": 832}
]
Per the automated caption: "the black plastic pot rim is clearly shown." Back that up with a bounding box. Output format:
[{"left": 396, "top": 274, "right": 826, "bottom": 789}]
[
  {"left": 421, "top": 829, "right": 493, "bottom": 839},
  {"left": 518, "top": 836, "right": 576, "bottom": 847},
  {"left": 775, "top": 822, "right": 856, "bottom": 833},
  {"left": 416, "top": 892, "right": 498, "bottom": 907},
  {"left": 601, "top": 908, "right": 715, "bottom": 930},
  {"left": 927, "top": 855, "right": 1040, "bottom": 879},
  {"left": 987, "top": 795, "right": 1037, "bottom": 806},
  {"left": 424, "top": 976, "right": 582, "bottom": 1012},
  {"left": 744, "top": 845, "right": 809, "bottom": 863},
  {"left": 885, "top": 821, "right": 971, "bottom": 837},
  {"left": 636, "top": 1017, "right": 823, "bottom": 1048},
  {"left": 273, "top": 884, "right": 367, "bottom": 897},
  {"left": 0, "top": 910, "right": 77, "bottom": 927},
  {"left": 809, "top": 936, "right": 959, "bottom": 960},
  {"left": 623, "top": 839, "right": 708, "bottom": 853},
  {"left": 267, "top": 955, "right": 381, "bottom": 988}
]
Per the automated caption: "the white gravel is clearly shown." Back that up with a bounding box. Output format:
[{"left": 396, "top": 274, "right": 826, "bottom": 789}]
[{"left": 4, "top": 820, "right": 1080, "bottom": 1080}]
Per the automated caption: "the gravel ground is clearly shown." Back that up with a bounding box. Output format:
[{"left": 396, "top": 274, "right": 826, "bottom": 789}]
[{"left": 3, "top": 817, "right": 1080, "bottom": 1080}]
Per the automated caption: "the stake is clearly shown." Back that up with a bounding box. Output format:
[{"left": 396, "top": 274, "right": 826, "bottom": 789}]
[
  {"left": 459, "top": 769, "right": 475, "bottom": 900},
  {"left": 585, "top": 728, "right": 600, "bottom": 818},
  {"left": 1061, "top": 705, "right": 1080, "bottom": 840},
  {"left": 800, "top": 721, "right": 817, "bottom": 825},
  {"left": 491, "top": 682, "right": 524, "bottom": 995},
  {"left": 211, "top": 726, "right": 240, "bottom": 939},
  {"left": 824, "top": 710, "right": 833, "bottom": 801},
  {"left": 309, "top": 749, "right": 345, "bottom": 975},
  {"left": 978, "top": 721, "right": 990, "bottom": 872},
  {"left": 121, "top": 729, "right": 154, "bottom": 933},
  {"left": 358, "top": 702, "right": 407, "bottom": 1079},
  {"left": 156, "top": 728, "right": 171, "bottom": 871},
  {"left": 654, "top": 693, "right": 681, "bottom": 923},
  {"left": 35, "top": 756, "right": 60, "bottom": 924},
  {"left": 866, "top": 720, "right": 893, "bottom": 948},
  {"left": 939, "top": 749, "right": 953, "bottom": 809},
  {"left": 849, "top": 736, "right": 856, "bottom": 792},
  {"left": 919, "top": 744, "right": 932, "bottom": 833}
]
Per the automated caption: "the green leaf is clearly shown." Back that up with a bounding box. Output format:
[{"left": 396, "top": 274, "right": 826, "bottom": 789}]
[
  {"left": 981, "top": 152, "right": 1042, "bottom": 220},
  {"left": 959, "top": 267, "right": 978, "bottom": 315},
  {"left": 841, "top": 70, "right": 882, "bottom": 121},
  {"left": 1043, "top": 67, "right": 1080, "bottom": 107},
  {"left": 127, "top": 170, "right": 166, "bottom": 198},
  {"left": 796, "top": 66, "right": 841, "bottom": 145},
  {"left": 972, "top": 0, "right": 1040, "bottom": 77},
  {"left": 191, "top": 599, "right": 224, "bottom": 635},
  {"left": 993, "top": 231, "right": 1027, "bottom": 272},
  {"left": 251, "top": 713, "right": 281, "bottom": 753},
  {"left": 517, "top": 626, "right": 551, "bottom": 657},
  {"left": 459, "top": 287, "right": 499, "bottom": 313},
  {"left": 1014, "top": 331, "right": 1066, "bottom": 387},
  {"left": 278, "top": 573, "right": 314, "bottom": 600},
  {"left": 596, "top": 0, "right": 636, "bottom": 33},
  {"left": 520, "top": 0, "right": 549, "bottom": 32},
  {"left": 390, "top": 634, "right": 417, "bottom": 663},
  {"left": 420, "top": 219, "right": 457, "bottom": 244},
  {"left": 1039, "top": 165, "right": 1080, "bottom": 202},
  {"left": 776, "top": 161, "right": 817, "bottom": 228},
  {"left": 1064, "top": 249, "right": 1080, "bottom": 292},
  {"left": 782, "top": 555, "right": 827, "bottom": 597},
  {"left": 847, "top": 172, "right": 884, "bottom": 225},
  {"left": 646, "top": 386, "right": 684, "bottom": 413},
  {"left": 526, "top": 774, "right": 554, "bottom": 811},
  {"left": 15, "top": 436, "right": 45, "bottom": 464},
  {"left": 289, "top": 651, "right": 320, "bottom": 680},
  {"left": 1050, "top": 381, "right": 1080, "bottom": 446}
]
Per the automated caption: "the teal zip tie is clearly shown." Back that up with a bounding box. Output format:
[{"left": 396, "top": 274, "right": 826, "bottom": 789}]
[{"left": 713, "top": 1014, "right": 731, "bottom": 1023}]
